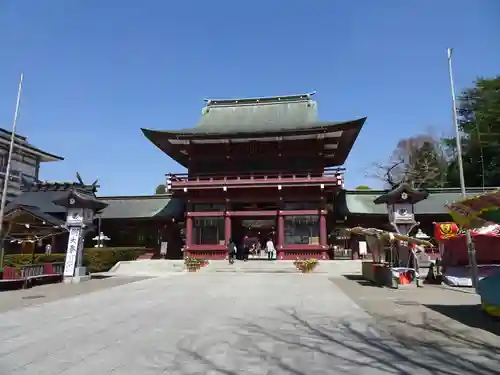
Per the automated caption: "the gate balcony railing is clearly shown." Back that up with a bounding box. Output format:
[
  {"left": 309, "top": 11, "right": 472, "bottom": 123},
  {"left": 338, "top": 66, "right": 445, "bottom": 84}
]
[{"left": 166, "top": 167, "right": 345, "bottom": 191}]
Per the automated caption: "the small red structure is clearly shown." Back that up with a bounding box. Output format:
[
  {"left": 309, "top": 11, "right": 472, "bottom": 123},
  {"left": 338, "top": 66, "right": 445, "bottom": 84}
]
[
  {"left": 434, "top": 222, "right": 500, "bottom": 266},
  {"left": 143, "top": 93, "right": 366, "bottom": 259}
]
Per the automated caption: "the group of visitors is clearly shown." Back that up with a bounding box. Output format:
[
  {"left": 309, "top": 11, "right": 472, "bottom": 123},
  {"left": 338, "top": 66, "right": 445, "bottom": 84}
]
[{"left": 227, "top": 237, "right": 276, "bottom": 264}]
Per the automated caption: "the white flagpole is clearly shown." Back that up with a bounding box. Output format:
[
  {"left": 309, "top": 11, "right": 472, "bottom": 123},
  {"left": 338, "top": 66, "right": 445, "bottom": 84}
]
[
  {"left": 0, "top": 73, "right": 24, "bottom": 269},
  {"left": 447, "top": 49, "right": 479, "bottom": 291}
]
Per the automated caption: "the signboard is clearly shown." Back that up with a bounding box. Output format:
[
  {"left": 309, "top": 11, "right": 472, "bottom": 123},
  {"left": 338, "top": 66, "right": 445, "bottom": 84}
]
[{"left": 63, "top": 227, "right": 82, "bottom": 276}]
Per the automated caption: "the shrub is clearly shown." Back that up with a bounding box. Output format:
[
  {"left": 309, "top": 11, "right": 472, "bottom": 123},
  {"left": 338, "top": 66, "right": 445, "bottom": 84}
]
[
  {"left": 83, "top": 247, "right": 148, "bottom": 273},
  {"left": 3, "top": 254, "right": 66, "bottom": 267},
  {"left": 3, "top": 247, "right": 149, "bottom": 274}
]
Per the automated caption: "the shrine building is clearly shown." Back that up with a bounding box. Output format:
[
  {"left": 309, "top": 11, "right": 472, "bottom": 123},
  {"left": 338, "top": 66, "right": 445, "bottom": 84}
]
[
  {"left": 1, "top": 91, "right": 489, "bottom": 260},
  {"left": 141, "top": 92, "right": 366, "bottom": 259}
]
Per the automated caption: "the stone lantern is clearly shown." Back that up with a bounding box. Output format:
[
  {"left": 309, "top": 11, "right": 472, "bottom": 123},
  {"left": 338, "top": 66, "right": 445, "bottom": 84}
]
[
  {"left": 373, "top": 183, "right": 429, "bottom": 236},
  {"left": 53, "top": 188, "right": 108, "bottom": 283},
  {"left": 373, "top": 183, "right": 429, "bottom": 284}
]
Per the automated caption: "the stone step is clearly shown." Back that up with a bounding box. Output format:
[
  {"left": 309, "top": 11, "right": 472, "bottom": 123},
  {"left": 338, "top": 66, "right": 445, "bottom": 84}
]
[{"left": 109, "top": 259, "right": 363, "bottom": 277}]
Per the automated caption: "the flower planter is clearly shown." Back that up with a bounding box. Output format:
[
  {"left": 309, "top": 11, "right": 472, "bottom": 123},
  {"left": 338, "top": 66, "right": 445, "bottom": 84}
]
[
  {"left": 185, "top": 257, "right": 204, "bottom": 272},
  {"left": 294, "top": 259, "right": 319, "bottom": 273}
]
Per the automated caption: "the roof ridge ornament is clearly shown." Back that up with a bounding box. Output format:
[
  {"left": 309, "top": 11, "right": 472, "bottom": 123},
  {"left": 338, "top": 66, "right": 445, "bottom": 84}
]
[{"left": 203, "top": 92, "right": 316, "bottom": 106}]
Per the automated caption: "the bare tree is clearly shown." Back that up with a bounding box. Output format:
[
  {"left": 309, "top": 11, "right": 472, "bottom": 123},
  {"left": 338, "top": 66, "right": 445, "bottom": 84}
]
[{"left": 368, "top": 132, "right": 448, "bottom": 189}]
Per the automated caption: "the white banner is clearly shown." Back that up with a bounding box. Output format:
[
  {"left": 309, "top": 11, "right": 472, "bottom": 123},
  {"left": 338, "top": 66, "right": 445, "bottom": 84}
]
[{"left": 64, "top": 227, "right": 82, "bottom": 277}]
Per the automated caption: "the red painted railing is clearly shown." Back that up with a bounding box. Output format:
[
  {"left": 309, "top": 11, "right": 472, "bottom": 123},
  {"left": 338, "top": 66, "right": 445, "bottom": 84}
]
[{"left": 167, "top": 167, "right": 345, "bottom": 190}]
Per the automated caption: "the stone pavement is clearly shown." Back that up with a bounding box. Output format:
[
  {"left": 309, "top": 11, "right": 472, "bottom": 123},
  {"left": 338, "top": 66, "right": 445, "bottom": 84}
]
[
  {"left": 333, "top": 276, "right": 500, "bottom": 374},
  {"left": 0, "top": 276, "right": 150, "bottom": 313},
  {"left": 0, "top": 273, "right": 498, "bottom": 374}
]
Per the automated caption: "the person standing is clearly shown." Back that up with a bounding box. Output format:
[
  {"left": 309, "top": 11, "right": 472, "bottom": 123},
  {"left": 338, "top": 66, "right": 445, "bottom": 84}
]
[
  {"left": 243, "top": 238, "right": 250, "bottom": 262},
  {"left": 266, "top": 238, "right": 275, "bottom": 260},
  {"left": 227, "top": 239, "right": 236, "bottom": 264}
]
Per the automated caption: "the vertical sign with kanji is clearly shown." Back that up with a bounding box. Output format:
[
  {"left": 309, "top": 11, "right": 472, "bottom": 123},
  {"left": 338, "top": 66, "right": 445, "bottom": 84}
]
[{"left": 64, "top": 227, "right": 82, "bottom": 277}]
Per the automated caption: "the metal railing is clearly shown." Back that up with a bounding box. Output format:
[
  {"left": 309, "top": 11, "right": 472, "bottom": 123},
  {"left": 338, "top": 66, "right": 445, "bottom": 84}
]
[
  {"left": 20, "top": 264, "right": 45, "bottom": 278},
  {"left": 18, "top": 262, "right": 65, "bottom": 279}
]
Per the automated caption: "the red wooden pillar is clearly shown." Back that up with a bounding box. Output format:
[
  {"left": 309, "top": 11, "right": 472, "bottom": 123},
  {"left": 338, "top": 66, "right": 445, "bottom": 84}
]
[
  {"left": 224, "top": 215, "right": 231, "bottom": 245},
  {"left": 320, "top": 213, "right": 328, "bottom": 259},
  {"left": 320, "top": 214, "right": 327, "bottom": 246},
  {"left": 278, "top": 214, "right": 285, "bottom": 247},
  {"left": 186, "top": 216, "right": 193, "bottom": 247}
]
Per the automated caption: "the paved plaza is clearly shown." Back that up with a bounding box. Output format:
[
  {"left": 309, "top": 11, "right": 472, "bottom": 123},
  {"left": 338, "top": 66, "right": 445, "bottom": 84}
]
[{"left": 0, "top": 273, "right": 499, "bottom": 374}]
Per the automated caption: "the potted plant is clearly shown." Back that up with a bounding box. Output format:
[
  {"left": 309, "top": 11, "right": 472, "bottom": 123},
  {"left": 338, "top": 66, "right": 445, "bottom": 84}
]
[
  {"left": 294, "top": 259, "right": 319, "bottom": 273},
  {"left": 184, "top": 257, "right": 202, "bottom": 272}
]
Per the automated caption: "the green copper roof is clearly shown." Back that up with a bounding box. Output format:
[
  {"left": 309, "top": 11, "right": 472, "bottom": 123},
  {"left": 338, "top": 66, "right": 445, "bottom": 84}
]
[
  {"left": 142, "top": 92, "right": 366, "bottom": 136},
  {"left": 340, "top": 188, "right": 498, "bottom": 215},
  {"left": 141, "top": 92, "right": 367, "bottom": 168},
  {"left": 192, "top": 93, "right": 318, "bottom": 134},
  {"left": 99, "top": 196, "right": 184, "bottom": 219}
]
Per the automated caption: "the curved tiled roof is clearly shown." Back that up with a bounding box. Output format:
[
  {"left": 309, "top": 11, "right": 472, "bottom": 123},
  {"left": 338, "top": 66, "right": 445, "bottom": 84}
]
[
  {"left": 142, "top": 92, "right": 361, "bottom": 136},
  {"left": 141, "top": 92, "right": 366, "bottom": 168},
  {"left": 338, "top": 188, "right": 500, "bottom": 215},
  {"left": 98, "top": 195, "right": 184, "bottom": 219}
]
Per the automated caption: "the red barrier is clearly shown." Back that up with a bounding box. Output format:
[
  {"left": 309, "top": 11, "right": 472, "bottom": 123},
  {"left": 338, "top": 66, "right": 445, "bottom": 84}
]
[
  {"left": 43, "top": 263, "right": 54, "bottom": 274},
  {"left": 442, "top": 235, "right": 500, "bottom": 266},
  {"left": 2, "top": 267, "right": 19, "bottom": 280}
]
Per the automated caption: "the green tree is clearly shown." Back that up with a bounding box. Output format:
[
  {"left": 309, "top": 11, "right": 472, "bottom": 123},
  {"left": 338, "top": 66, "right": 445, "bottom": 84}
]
[
  {"left": 155, "top": 184, "right": 166, "bottom": 194},
  {"left": 355, "top": 185, "right": 372, "bottom": 190},
  {"left": 444, "top": 76, "right": 500, "bottom": 188}
]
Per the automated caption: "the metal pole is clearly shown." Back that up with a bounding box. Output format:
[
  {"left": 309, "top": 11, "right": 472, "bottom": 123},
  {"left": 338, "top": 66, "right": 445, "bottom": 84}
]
[
  {"left": 0, "top": 73, "right": 24, "bottom": 269},
  {"left": 447, "top": 48, "right": 479, "bottom": 292}
]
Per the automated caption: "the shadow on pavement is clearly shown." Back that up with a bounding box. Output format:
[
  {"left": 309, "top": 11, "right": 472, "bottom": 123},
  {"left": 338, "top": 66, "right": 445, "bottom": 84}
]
[
  {"left": 343, "top": 274, "right": 383, "bottom": 288},
  {"left": 172, "top": 309, "right": 500, "bottom": 374},
  {"left": 343, "top": 274, "right": 365, "bottom": 281},
  {"left": 425, "top": 303, "right": 500, "bottom": 336}
]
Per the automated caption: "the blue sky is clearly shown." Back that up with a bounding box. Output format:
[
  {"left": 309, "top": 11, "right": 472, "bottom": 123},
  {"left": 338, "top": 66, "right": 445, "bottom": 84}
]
[{"left": 0, "top": 0, "right": 498, "bottom": 196}]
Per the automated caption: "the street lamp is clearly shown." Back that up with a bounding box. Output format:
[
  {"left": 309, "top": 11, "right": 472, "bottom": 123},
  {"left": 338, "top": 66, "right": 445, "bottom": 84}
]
[{"left": 447, "top": 48, "right": 479, "bottom": 291}]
